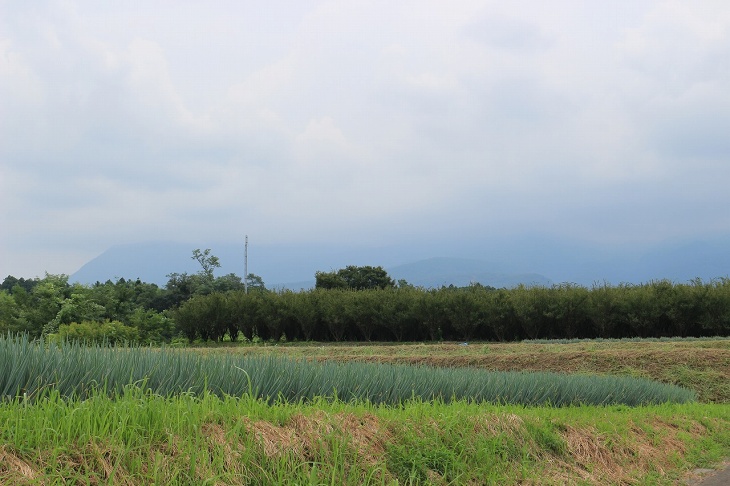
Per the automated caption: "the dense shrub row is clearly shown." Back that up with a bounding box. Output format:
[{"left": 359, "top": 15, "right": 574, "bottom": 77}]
[
  {"left": 3, "top": 271, "right": 729, "bottom": 343},
  {"left": 174, "top": 279, "right": 730, "bottom": 342}
]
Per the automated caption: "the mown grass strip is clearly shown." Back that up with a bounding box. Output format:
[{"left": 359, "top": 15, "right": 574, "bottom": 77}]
[{"left": 0, "top": 335, "right": 696, "bottom": 406}]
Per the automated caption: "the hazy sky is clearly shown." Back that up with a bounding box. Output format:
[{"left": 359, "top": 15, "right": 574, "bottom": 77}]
[{"left": 2, "top": 1, "right": 730, "bottom": 278}]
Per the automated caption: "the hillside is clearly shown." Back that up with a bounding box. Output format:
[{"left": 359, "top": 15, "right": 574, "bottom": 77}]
[
  {"left": 70, "top": 242, "right": 552, "bottom": 289},
  {"left": 387, "top": 257, "right": 551, "bottom": 288},
  {"left": 68, "top": 237, "right": 730, "bottom": 288}
]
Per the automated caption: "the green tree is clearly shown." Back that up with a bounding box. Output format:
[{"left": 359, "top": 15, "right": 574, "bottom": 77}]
[
  {"left": 314, "top": 271, "right": 347, "bottom": 290},
  {"left": 589, "top": 282, "right": 627, "bottom": 339},
  {"left": 294, "top": 291, "right": 322, "bottom": 341},
  {"left": 213, "top": 273, "right": 246, "bottom": 293},
  {"left": 546, "top": 283, "right": 590, "bottom": 339},
  {"left": 349, "top": 290, "right": 386, "bottom": 341},
  {"left": 444, "top": 289, "right": 484, "bottom": 341},
  {"left": 700, "top": 278, "right": 730, "bottom": 335},
  {"left": 481, "top": 288, "right": 517, "bottom": 342},
  {"left": 319, "top": 289, "right": 353, "bottom": 341},
  {"left": 245, "top": 273, "right": 267, "bottom": 292},
  {"left": 1, "top": 276, "right": 40, "bottom": 294},
  {"left": 172, "top": 294, "right": 208, "bottom": 342},
  {"left": 127, "top": 307, "right": 174, "bottom": 344},
  {"left": 227, "top": 291, "right": 262, "bottom": 341},
  {"left": 0, "top": 290, "right": 24, "bottom": 334},
  {"left": 50, "top": 285, "right": 106, "bottom": 331},
  {"left": 164, "top": 249, "right": 223, "bottom": 303},
  {"left": 510, "top": 284, "right": 549, "bottom": 340},
  {"left": 192, "top": 248, "right": 220, "bottom": 280},
  {"left": 56, "top": 320, "right": 139, "bottom": 345},
  {"left": 26, "top": 274, "right": 71, "bottom": 336},
  {"left": 381, "top": 288, "right": 419, "bottom": 342},
  {"left": 257, "top": 292, "right": 286, "bottom": 341},
  {"left": 164, "top": 272, "right": 199, "bottom": 308},
  {"left": 414, "top": 289, "right": 450, "bottom": 341},
  {"left": 315, "top": 265, "right": 395, "bottom": 290}
]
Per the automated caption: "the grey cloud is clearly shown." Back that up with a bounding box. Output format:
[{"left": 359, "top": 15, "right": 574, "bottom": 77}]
[
  {"left": 653, "top": 110, "right": 730, "bottom": 161},
  {"left": 3, "top": 1, "right": 730, "bottom": 278},
  {"left": 463, "top": 14, "right": 551, "bottom": 52}
]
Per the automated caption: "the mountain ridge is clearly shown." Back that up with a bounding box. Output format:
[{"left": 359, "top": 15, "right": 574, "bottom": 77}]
[
  {"left": 70, "top": 243, "right": 553, "bottom": 289},
  {"left": 68, "top": 237, "right": 730, "bottom": 289}
]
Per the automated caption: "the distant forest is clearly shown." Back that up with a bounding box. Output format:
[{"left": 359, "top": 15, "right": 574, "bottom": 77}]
[{"left": 2, "top": 250, "right": 729, "bottom": 344}]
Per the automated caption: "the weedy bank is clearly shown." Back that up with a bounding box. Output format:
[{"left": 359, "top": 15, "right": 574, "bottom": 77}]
[{"left": 1, "top": 391, "right": 728, "bottom": 485}]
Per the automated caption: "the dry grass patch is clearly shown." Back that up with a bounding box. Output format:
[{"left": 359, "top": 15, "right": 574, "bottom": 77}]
[
  {"left": 473, "top": 413, "right": 526, "bottom": 438},
  {"left": 201, "top": 422, "right": 244, "bottom": 473},
  {"left": 0, "top": 446, "right": 37, "bottom": 484},
  {"left": 237, "top": 411, "right": 393, "bottom": 480},
  {"left": 550, "top": 417, "right": 708, "bottom": 485}
]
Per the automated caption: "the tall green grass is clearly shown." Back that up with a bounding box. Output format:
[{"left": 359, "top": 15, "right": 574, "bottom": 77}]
[
  {"left": 0, "top": 391, "right": 727, "bottom": 485},
  {"left": 0, "top": 334, "right": 696, "bottom": 406}
]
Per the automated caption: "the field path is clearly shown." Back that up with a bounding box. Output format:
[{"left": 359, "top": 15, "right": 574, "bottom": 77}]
[{"left": 686, "top": 461, "right": 730, "bottom": 485}]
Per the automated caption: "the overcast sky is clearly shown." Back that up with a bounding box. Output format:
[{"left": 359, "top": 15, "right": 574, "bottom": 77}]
[{"left": 2, "top": 1, "right": 730, "bottom": 279}]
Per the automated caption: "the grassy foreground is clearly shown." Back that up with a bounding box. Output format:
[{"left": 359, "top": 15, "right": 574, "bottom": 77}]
[
  {"left": 2, "top": 337, "right": 728, "bottom": 484},
  {"left": 1, "top": 390, "right": 728, "bottom": 485}
]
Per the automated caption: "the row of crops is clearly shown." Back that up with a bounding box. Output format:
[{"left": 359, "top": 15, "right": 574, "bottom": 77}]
[
  {"left": 0, "top": 335, "right": 696, "bottom": 406},
  {"left": 174, "top": 280, "right": 730, "bottom": 343}
]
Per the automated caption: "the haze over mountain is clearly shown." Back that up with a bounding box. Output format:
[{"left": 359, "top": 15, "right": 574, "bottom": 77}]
[
  {"left": 69, "top": 237, "right": 730, "bottom": 289},
  {"left": 3, "top": 3, "right": 730, "bottom": 284},
  {"left": 387, "top": 258, "right": 551, "bottom": 289}
]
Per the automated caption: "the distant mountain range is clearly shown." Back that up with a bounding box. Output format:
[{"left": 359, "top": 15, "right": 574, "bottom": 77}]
[
  {"left": 69, "top": 237, "right": 730, "bottom": 289},
  {"left": 387, "top": 257, "right": 551, "bottom": 289},
  {"left": 69, "top": 242, "right": 551, "bottom": 289}
]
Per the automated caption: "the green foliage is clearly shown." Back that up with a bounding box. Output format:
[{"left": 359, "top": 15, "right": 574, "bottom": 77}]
[
  {"left": 164, "top": 249, "right": 245, "bottom": 307},
  {"left": 29, "top": 274, "right": 71, "bottom": 336},
  {"left": 0, "top": 334, "right": 697, "bottom": 406},
  {"left": 316, "top": 265, "right": 395, "bottom": 290},
  {"left": 191, "top": 248, "right": 220, "bottom": 280},
  {"left": 50, "top": 286, "right": 106, "bottom": 329},
  {"left": 127, "top": 308, "right": 174, "bottom": 344},
  {"left": 0, "top": 390, "right": 726, "bottom": 485},
  {"left": 4, "top": 269, "right": 730, "bottom": 344},
  {"left": 54, "top": 320, "right": 140, "bottom": 345},
  {"left": 444, "top": 289, "right": 484, "bottom": 341},
  {"left": 319, "top": 288, "right": 353, "bottom": 341},
  {"left": 0, "top": 291, "right": 24, "bottom": 335},
  {"left": 245, "top": 273, "right": 266, "bottom": 292},
  {"left": 314, "top": 270, "right": 347, "bottom": 289},
  {"left": 169, "top": 278, "right": 730, "bottom": 343},
  {"left": 1, "top": 275, "right": 40, "bottom": 293}
]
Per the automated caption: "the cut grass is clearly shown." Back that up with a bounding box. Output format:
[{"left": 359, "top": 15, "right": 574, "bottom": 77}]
[{"left": 0, "top": 390, "right": 727, "bottom": 485}]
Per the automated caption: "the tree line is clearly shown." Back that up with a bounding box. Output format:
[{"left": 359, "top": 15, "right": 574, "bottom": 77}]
[
  {"left": 2, "top": 250, "right": 729, "bottom": 343},
  {"left": 0, "top": 249, "right": 262, "bottom": 344},
  {"left": 173, "top": 280, "right": 730, "bottom": 343}
]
